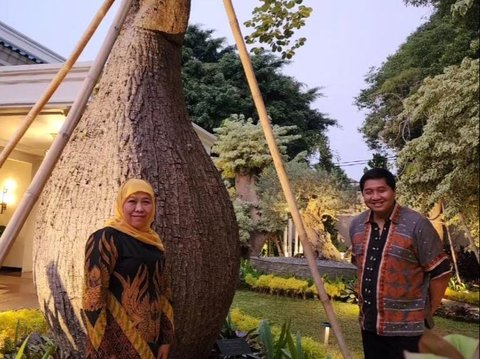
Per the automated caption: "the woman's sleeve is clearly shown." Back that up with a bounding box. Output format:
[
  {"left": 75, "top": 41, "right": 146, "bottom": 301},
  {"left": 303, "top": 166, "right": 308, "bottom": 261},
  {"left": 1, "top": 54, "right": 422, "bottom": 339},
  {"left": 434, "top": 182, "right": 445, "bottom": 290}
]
[
  {"left": 82, "top": 229, "right": 118, "bottom": 352},
  {"left": 159, "top": 269, "right": 175, "bottom": 345}
]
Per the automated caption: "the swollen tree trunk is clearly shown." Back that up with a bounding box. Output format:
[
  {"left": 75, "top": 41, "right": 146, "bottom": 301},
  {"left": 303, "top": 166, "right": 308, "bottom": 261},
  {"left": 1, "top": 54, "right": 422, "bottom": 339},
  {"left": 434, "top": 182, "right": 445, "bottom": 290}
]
[
  {"left": 235, "top": 172, "right": 268, "bottom": 255},
  {"left": 303, "top": 203, "right": 342, "bottom": 261},
  {"left": 33, "top": 2, "right": 240, "bottom": 358}
]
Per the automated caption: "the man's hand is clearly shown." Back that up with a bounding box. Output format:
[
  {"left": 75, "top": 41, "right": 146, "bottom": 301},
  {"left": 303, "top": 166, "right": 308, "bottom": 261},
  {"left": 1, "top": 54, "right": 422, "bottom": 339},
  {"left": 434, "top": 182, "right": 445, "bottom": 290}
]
[{"left": 157, "top": 344, "right": 170, "bottom": 359}]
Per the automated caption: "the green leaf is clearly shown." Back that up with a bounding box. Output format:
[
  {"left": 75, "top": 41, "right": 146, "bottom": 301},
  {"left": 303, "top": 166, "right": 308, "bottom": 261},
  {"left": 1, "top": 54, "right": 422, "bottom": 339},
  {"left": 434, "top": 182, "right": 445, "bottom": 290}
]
[
  {"left": 15, "top": 335, "right": 30, "bottom": 359},
  {"left": 258, "top": 320, "right": 275, "bottom": 359}
]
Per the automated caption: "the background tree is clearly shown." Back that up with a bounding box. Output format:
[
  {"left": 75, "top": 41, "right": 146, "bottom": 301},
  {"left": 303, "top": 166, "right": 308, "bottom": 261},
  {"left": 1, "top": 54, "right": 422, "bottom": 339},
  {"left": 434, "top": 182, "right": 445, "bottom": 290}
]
[
  {"left": 396, "top": 56, "right": 479, "bottom": 241},
  {"left": 182, "top": 25, "right": 337, "bottom": 162},
  {"left": 243, "top": 0, "right": 313, "bottom": 59},
  {"left": 363, "top": 152, "right": 392, "bottom": 172},
  {"left": 257, "top": 159, "right": 354, "bottom": 260},
  {"left": 33, "top": 2, "right": 239, "bottom": 358},
  {"left": 356, "top": 0, "right": 478, "bottom": 151},
  {"left": 212, "top": 115, "right": 298, "bottom": 255},
  {"left": 354, "top": 0, "right": 478, "bottom": 241}
]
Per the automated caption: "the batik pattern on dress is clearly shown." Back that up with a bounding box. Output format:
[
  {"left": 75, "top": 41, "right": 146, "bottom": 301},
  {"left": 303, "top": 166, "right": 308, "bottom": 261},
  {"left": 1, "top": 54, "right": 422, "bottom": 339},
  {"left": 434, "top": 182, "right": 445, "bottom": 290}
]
[{"left": 83, "top": 227, "right": 174, "bottom": 358}]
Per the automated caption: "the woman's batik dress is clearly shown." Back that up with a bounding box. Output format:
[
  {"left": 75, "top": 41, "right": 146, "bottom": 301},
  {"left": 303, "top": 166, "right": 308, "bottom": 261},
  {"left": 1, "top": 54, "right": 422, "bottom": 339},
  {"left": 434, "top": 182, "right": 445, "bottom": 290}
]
[{"left": 83, "top": 227, "right": 174, "bottom": 359}]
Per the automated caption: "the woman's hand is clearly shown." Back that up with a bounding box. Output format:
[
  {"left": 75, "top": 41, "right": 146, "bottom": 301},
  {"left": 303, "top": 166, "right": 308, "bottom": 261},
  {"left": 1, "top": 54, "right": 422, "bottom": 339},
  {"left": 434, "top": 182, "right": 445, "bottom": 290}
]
[{"left": 157, "top": 344, "right": 170, "bottom": 359}]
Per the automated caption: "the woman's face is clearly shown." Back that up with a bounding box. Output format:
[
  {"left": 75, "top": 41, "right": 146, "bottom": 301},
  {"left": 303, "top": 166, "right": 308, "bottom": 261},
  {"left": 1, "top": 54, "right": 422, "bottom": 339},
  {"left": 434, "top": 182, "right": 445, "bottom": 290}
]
[{"left": 122, "top": 192, "right": 153, "bottom": 229}]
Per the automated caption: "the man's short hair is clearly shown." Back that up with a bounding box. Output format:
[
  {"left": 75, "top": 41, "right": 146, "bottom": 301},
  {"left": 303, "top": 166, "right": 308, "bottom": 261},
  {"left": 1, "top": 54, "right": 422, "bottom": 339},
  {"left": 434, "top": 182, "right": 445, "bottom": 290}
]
[{"left": 360, "top": 168, "right": 396, "bottom": 192}]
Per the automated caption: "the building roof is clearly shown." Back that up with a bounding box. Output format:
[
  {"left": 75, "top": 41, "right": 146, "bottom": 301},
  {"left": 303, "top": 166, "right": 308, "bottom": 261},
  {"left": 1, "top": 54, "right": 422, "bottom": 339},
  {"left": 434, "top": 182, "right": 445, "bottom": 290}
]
[
  {"left": 0, "top": 20, "right": 65, "bottom": 65},
  {"left": 0, "top": 62, "right": 216, "bottom": 156},
  {"left": 0, "top": 22, "right": 215, "bottom": 157}
]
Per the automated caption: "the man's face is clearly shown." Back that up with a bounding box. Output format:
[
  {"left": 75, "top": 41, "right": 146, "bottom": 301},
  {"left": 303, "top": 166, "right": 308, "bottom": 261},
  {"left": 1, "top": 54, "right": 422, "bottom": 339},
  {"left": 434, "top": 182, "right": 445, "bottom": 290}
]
[{"left": 362, "top": 178, "right": 396, "bottom": 218}]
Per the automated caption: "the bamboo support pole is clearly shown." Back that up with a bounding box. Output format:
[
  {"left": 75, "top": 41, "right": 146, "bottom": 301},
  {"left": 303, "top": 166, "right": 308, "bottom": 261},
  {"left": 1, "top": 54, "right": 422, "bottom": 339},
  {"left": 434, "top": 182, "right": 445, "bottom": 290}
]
[
  {"left": 0, "top": 0, "right": 116, "bottom": 169},
  {"left": 0, "top": 0, "right": 133, "bottom": 265},
  {"left": 222, "top": 1, "right": 352, "bottom": 358}
]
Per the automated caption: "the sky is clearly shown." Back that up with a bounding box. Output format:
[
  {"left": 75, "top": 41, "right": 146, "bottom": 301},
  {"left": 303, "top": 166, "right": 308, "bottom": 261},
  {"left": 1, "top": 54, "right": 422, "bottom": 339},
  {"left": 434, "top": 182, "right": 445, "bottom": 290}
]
[{"left": 1, "top": 1, "right": 432, "bottom": 180}]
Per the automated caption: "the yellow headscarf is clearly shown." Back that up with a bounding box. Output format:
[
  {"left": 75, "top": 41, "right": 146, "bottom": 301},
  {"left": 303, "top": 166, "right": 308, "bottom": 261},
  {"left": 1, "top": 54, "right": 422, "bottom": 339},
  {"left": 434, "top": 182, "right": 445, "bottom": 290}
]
[{"left": 105, "top": 179, "right": 164, "bottom": 251}]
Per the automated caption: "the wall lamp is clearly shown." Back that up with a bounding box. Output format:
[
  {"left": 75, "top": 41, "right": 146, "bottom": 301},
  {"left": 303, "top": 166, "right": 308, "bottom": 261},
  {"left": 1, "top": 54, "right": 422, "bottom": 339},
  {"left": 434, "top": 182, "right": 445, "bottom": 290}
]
[{"left": 0, "top": 186, "right": 7, "bottom": 214}]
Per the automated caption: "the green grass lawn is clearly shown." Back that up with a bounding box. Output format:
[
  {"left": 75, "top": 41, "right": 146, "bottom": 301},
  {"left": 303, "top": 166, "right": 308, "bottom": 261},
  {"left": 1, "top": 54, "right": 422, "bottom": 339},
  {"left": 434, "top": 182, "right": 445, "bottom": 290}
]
[{"left": 231, "top": 289, "right": 480, "bottom": 359}]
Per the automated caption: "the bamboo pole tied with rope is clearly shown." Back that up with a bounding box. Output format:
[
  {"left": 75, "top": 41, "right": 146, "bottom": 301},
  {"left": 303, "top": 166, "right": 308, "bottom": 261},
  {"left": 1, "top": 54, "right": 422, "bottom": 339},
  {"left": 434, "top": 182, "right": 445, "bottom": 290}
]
[
  {"left": 0, "top": 0, "right": 134, "bottom": 265},
  {"left": 222, "top": 1, "right": 352, "bottom": 358},
  {"left": 0, "top": 0, "right": 116, "bottom": 170}
]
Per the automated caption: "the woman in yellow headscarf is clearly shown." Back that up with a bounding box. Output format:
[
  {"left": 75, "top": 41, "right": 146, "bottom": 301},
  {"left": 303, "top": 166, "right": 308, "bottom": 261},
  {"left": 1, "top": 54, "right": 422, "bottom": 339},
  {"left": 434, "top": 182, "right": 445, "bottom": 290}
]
[{"left": 83, "top": 179, "right": 174, "bottom": 359}]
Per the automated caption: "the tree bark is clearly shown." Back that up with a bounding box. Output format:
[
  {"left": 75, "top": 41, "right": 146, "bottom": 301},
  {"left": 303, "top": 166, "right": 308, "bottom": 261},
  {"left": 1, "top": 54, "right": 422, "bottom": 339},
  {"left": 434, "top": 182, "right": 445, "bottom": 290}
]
[
  {"left": 303, "top": 204, "right": 342, "bottom": 261},
  {"left": 235, "top": 172, "right": 268, "bottom": 255},
  {"left": 33, "top": 2, "right": 240, "bottom": 358},
  {"left": 235, "top": 171, "right": 258, "bottom": 204}
]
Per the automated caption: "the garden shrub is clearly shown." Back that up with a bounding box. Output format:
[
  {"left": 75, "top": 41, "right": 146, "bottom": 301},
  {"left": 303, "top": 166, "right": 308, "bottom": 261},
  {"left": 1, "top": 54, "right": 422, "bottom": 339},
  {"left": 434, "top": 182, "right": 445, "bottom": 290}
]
[
  {"left": 283, "top": 277, "right": 309, "bottom": 297},
  {"left": 268, "top": 276, "right": 286, "bottom": 295},
  {"left": 239, "top": 259, "right": 262, "bottom": 288},
  {"left": 323, "top": 280, "right": 345, "bottom": 299},
  {"left": 302, "top": 337, "right": 326, "bottom": 358},
  {"left": 0, "top": 310, "right": 49, "bottom": 343},
  {"left": 252, "top": 274, "right": 275, "bottom": 292},
  {"left": 230, "top": 308, "right": 325, "bottom": 358},
  {"left": 230, "top": 308, "right": 260, "bottom": 333},
  {"left": 444, "top": 288, "right": 480, "bottom": 306},
  {"left": 0, "top": 309, "right": 50, "bottom": 354},
  {"left": 244, "top": 273, "right": 258, "bottom": 288},
  {"left": 306, "top": 283, "right": 317, "bottom": 297},
  {"left": 247, "top": 272, "right": 357, "bottom": 302}
]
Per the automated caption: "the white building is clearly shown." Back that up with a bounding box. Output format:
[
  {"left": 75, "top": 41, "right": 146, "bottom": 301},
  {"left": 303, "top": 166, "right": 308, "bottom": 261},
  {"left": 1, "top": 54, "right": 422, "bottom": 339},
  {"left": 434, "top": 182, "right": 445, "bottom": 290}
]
[{"left": 0, "top": 20, "right": 215, "bottom": 272}]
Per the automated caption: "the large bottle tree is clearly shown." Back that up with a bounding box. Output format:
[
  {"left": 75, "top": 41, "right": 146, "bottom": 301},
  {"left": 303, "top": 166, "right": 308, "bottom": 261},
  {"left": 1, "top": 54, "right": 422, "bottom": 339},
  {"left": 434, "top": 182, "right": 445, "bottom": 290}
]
[{"left": 33, "top": 1, "right": 239, "bottom": 358}]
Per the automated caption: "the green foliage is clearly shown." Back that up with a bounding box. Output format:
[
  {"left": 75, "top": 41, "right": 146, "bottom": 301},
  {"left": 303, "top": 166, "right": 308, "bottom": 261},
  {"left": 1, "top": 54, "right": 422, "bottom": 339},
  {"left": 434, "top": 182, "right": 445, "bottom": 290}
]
[
  {"left": 240, "top": 259, "right": 262, "bottom": 281},
  {"left": 444, "top": 288, "right": 480, "bottom": 306},
  {"left": 451, "top": 0, "right": 475, "bottom": 17},
  {"left": 230, "top": 309, "right": 324, "bottom": 358},
  {"left": 0, "top": 310, "right": 49, "bottom": 350},
  {"left": 220, "top": 312, "right": 237, "bottom": 339},
  {"left": 396, "top": 58, "right": 479, "bottom": 238},
  {"left": 363, "top": 153, "right": 392, "bottom": 173},
  {"left": 230, "top": 308, "right": 261, "bottom": 333},
  {"left": 259, "top": 319, "right": 312, "bottom": 359},
  {"left": 359, "top": 1, "right": 480, "bottom": 240},
  {"left": 357, "top": 0, "right": 479, "bottom": 151},
  {"left": 182, "top": 25, "right": 336, "bottom": 159},
  {"left": 218, "top": 312, "right": 263, "bottom": 355},
  {"left": 337, "top": 280, "right": 358, "bottom": 304},
  {"left": 14, "top": 335, "right": 30, "bottom": 359},
  {"left": 448, "top": 277, "right": 468, "bottom": 292},
  {"left": 213, "top": 116, "right": 300, "bottom": 250},
  {"left": 258, "top": 319, "right": 277, "bottom": 359},
  {"left": 234, "top": 289, "right": 480, "bottom": 358},
  {"left": 257, "top": 160, "right": 355, "bottom": 235},
  {"left": 232, "top": 199, "right": 255, "bottom": 246},
  {"left": 245, "top": 273, "right": 260, "bottom": 288},
  {"left": 212, "top": 115, "right": 298, "bottom": 178},
  {"left": 244, "top": 272, "right": 358, "bottom": 303},
  {"left": 283, "top": 329, "right": 310, "bottom": 359},
  {"left": 0, "top": 310, "right": 56, "bottom": 359},
  {"left": 244, "top": 0, "right": 313, "bottom": 59}
]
